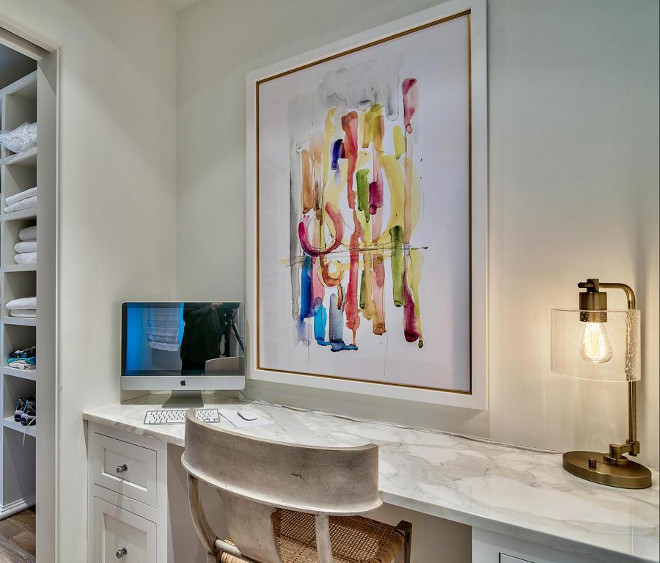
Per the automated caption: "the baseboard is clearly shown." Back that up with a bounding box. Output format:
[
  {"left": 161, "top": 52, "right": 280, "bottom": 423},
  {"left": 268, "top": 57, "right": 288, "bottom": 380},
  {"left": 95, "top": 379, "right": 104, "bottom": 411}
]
[{"left": 0, "top": 495, "right": 35, "bottom": 520}]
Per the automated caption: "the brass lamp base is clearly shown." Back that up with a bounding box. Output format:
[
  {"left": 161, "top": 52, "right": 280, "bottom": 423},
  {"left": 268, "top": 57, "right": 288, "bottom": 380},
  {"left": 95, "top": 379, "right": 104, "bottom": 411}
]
[{"left": 563, "top": 451, "right": 652, "bottom": 489}]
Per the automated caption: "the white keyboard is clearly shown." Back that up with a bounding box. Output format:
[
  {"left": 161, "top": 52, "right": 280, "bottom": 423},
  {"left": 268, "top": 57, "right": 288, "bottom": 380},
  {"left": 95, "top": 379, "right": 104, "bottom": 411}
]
[{"left": 143, "top": 408, "right": 220, "bottom": 425}]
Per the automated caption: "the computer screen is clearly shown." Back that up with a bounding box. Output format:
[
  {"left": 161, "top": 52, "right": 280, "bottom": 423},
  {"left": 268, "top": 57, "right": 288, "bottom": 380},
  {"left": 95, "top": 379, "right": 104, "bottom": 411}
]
[{"left": 121, "top": 302, "right": 245, "bottom": 390}]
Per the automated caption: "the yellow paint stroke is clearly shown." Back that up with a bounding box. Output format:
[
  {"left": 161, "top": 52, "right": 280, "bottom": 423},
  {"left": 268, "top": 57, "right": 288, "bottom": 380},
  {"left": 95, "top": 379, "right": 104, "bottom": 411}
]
[
  {"left": 310, "top": 132, "right": 324, "bottom": 213},
  {"left": 355, "top": 150, "right": 370, "bottom": 169},
  {"left": 361, "top": 252, "right": 376, "bottom": 320},
  {"left": 364, "top": 104, "right": 383, "bottom": 151},
  {"left": 378, "top": 154, "right": 422, "bottom": 246},
  {"left": 323, "top": 161, "right": 346, "bottom": 246},
  {"left": 378, "top": 154, "right": 404, "bottom": 242},
  {"left": 393, "top": 125, "right": 406, "bottom": 159},
  {"left": 300, "top": 149, "right": 313, "bottom": 213},
  {"left": 324, "top": 161, "right": 345, "bottom": 208}
]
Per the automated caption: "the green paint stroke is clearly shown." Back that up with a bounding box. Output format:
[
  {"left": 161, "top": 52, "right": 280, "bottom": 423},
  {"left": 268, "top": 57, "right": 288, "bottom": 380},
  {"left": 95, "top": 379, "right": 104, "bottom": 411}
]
[
  {"left": 390, "top": 225, "right": 404, "bottom": 307},
  {"left": 359, "top": 268, "right": 366, "bottom": 309},
  {"left": 356, "top": 169, "right": 370, "bottom": 223}
]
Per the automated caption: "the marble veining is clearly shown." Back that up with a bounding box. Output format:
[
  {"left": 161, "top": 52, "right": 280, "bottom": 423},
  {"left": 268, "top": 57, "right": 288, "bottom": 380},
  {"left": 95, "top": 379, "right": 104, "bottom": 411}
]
[{"left": 83, "top": 394, "right": 659, "bottom": 563}]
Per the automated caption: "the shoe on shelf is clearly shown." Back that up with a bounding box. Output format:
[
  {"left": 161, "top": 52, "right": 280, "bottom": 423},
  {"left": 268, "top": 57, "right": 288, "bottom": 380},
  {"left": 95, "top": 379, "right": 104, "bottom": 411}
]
[
  {"left": 14, "top": 397, "right": 32, "bottom": 422},
  {"left": 20, "top": 399, "right": 35, "bottom": 427}
]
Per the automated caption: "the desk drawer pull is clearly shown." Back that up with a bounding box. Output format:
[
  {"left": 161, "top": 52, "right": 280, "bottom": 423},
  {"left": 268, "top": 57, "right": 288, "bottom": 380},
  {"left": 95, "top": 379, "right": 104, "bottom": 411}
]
[
  {"left": 116, "top": 464, "right": 128, "bottom": 474},
  {"left": 116, "top": 547, "right": 127, "bottom": 558}
]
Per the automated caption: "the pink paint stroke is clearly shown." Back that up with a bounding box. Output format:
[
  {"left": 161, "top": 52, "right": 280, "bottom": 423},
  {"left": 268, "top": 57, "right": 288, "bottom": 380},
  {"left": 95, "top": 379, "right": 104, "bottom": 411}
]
[{"left": 402, "top": 78, "right": 418, "bottom": 134}]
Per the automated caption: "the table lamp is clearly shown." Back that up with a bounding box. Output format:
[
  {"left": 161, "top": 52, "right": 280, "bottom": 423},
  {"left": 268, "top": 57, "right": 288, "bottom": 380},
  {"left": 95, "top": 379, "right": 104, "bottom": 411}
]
[{"left": 551, "top": 278, "right": 652, "bottom": 489}]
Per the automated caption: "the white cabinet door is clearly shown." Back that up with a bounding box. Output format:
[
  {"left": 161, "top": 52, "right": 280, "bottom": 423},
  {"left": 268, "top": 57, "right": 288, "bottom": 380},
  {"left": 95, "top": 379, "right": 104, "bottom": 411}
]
[{"left": 94, "top": 497, "right": 157, "bottom": 563}]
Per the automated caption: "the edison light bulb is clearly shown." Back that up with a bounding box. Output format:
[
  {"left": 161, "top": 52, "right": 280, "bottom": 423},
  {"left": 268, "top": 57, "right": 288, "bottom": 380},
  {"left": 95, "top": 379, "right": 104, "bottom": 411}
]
[{"left": 580, "top": 322, "right": 613, "bottom": 364}]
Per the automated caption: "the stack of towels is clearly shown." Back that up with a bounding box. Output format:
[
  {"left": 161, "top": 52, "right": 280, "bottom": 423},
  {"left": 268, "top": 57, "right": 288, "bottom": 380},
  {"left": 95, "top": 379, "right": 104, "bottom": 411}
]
[
  {"left": 7, "top": 346, "right": 36, "bottom": 371},
  {"left": 6, "top": 297, "right": 36, "bottom": 319},
  {"left": 4, "top": 186, "right": 37, "bottom": 214},
  {"left": 14, "top": 225, "right": 37, "bottom": 264}
]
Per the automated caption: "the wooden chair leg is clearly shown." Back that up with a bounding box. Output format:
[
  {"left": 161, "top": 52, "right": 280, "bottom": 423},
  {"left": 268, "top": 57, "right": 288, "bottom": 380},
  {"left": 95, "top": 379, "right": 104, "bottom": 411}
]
[{"left": 395, "top": 521, "right": 412, "bottom": 563}]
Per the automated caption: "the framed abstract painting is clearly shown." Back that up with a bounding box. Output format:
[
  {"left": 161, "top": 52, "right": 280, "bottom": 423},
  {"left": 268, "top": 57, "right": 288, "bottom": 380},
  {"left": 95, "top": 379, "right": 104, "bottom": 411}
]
[{"left": 246, "top": 0, "right": 487, "bottom": 408}]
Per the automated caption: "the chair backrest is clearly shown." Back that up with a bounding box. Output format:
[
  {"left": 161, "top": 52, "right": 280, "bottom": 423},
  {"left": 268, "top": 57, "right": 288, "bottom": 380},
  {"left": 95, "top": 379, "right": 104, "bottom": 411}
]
[{"left": 182, "top": 410, "right": 382, "bottom": 562}]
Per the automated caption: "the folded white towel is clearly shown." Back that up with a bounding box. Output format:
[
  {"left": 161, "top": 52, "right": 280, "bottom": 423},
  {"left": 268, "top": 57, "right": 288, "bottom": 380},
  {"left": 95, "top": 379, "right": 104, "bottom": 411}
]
[
  {"left": 6, "top": 297, "right": 36, "bottom": 310},
  {"left": 5, "top": 187, "right": 37, "bottom": 207},
  {"left": 19, "top": 225, "right": 37, "bottom": 242},
  {"left": 14, "top": 252, "right": 36, "bottom": 264},
  {"left": 14, "top": 241, "right": 36, "bottom": 254},
  {"left": 5, "top": 195, "right": 36, "bottom": 214},
  {"left": 9, "top": 309, "right": 36, "bottom": 318}
]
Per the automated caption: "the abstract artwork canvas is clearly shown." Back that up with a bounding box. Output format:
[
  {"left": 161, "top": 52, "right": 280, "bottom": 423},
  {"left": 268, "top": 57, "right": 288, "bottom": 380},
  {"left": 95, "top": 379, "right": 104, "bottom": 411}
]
[{"left": 252, "top": 7, "right": 485, "bottom": 397}]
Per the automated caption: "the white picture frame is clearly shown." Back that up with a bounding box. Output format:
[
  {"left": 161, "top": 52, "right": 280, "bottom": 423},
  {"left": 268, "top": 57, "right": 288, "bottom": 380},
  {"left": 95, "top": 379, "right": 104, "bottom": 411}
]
[{"left": 246, "top": 0, "right": 488, "bottom": 409}]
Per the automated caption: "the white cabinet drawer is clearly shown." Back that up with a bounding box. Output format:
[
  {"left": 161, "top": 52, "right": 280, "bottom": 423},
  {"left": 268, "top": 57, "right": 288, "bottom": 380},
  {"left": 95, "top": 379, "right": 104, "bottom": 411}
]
[
  {"left": 91, "top": 431, "right": 158, "bottom": 507},
  {"left": 473, "top": 528, "right": 597, "bottom": 563},
  {"left": 93, "top": 497, "right": 156, "bottom": 563}
]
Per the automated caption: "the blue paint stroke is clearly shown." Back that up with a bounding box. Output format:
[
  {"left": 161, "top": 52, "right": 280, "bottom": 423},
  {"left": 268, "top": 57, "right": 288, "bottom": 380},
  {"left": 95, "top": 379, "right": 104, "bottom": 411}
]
[
  {"left": 327, "top": 293, "right": 357, "bottom": 352},
  {"left": 297, "top": 255, "right": 313, "bottom": 342},
  {"left": 331, "top": 139, "right": 343, "bottom": 171},
  {"left": 314, "top": 305, "right": 330, "bottom": 346}
]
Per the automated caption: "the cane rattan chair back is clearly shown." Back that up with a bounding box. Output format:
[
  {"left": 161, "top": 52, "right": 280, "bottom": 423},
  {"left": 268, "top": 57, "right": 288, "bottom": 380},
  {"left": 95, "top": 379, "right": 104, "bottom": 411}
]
[{"left": 182, "top": 411, "right": 412, "bottom": 563}]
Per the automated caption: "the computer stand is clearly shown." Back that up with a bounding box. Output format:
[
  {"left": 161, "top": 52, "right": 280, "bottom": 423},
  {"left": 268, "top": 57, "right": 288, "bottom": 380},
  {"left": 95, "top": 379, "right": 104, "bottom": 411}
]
[{"left": 162, "top": 391, "right": 204, "bottom": 409}]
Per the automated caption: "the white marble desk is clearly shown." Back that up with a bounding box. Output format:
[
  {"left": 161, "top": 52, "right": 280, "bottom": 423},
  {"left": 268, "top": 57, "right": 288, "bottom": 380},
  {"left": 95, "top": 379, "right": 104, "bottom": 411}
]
[{"left": 83, "top": 394, "right": 659, "bottom": 563}]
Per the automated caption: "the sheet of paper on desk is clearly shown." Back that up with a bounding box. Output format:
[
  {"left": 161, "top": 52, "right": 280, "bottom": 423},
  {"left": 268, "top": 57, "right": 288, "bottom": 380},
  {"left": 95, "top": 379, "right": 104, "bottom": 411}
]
[{"left": 218, "top": 408, "right": 274, "bottom": 429}]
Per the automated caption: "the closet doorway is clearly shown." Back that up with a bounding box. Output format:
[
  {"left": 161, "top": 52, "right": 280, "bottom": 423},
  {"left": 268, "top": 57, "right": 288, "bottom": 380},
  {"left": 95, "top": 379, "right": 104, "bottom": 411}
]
[{"left": 0, "top": 24, "right": 57, "bottom": 563}]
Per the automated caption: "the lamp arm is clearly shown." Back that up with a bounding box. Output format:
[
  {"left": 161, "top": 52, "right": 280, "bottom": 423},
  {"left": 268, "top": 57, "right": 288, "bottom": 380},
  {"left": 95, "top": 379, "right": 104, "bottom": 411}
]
[
  {"left": 598, "top": 282, "right": 636, "bottom": 309},
  {"left": 598, "top": 283, "right": 639, "bottom": 459}
]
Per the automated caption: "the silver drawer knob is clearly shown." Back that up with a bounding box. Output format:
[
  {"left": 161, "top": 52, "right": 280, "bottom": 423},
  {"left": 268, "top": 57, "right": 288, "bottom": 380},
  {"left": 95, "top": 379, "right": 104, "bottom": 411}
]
[
  {"left": 116, "top": 547, "right": 127, "bottom": 558},
  {"left": 116, "top": 464, "right": 128, "bottom": 474}
]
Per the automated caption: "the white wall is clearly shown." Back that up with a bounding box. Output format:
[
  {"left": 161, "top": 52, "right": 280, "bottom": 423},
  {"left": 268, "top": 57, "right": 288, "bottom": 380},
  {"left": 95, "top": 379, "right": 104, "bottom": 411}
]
[
  {"left": 0, "top": 1, "right": 178, "bottom": 560},
  {"left": 177, "top": 0, "right": 659, "bottom": 469}
]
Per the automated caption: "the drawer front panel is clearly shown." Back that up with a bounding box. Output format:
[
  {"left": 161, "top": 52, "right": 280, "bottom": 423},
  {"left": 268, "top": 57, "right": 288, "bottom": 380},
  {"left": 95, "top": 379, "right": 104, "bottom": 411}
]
[
  {"left": 94, "top": 497, "right": 156, "bottom": 563},
  {"left": 92, "top": 432, "right": 157, "bottom": 507}
]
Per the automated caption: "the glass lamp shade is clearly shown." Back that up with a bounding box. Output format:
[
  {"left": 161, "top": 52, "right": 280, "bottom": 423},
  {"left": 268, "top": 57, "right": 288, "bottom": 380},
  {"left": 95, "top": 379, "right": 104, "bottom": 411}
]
[{"left": 551, "top": 309, "right": 641, "bottom": 382}]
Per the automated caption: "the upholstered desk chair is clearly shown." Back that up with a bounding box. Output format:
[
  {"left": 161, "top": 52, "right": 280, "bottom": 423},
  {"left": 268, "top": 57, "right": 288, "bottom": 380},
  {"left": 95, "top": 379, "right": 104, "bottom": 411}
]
[{"left": 182, "top": 411, "right": 412, "bottom": 563}]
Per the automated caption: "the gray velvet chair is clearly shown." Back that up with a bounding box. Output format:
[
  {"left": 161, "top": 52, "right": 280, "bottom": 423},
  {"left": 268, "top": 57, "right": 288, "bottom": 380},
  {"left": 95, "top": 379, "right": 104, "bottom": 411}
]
[{"left": 182, "top": 410, "right": 412, "bottom": 563}]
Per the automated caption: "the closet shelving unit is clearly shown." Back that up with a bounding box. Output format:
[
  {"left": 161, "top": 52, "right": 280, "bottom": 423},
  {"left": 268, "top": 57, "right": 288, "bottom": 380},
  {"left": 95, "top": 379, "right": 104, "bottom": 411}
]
[{"left": 0, "top": 70, "right": 38, "bottom": 515}]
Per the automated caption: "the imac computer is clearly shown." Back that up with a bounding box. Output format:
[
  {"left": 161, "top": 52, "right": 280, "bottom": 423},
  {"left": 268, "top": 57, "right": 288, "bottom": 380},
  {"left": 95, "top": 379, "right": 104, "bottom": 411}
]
[{"left": 121, "top": 302, "right": 245, "bottom": 407}]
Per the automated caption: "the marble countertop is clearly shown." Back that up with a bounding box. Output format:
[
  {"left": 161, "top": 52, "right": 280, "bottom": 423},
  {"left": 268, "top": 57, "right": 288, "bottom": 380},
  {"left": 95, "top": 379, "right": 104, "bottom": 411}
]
[{"left": 83, "top": 394, "right": 659, "bottom": 563}]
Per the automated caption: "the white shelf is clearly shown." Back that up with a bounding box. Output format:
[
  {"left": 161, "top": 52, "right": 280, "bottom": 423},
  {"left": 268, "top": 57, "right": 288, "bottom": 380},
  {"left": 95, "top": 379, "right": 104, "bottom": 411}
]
[
  {"left": 0, "top": 68, "right": 40, "bottom": 522},
  {"left": 2, "top": 367, "right": 36, "bottom": 381},
  {"left": 2, "top": 316, "right": 36, "bottom": 327},
  {"left": 0, "top": 71, "right": 37, "bottom": 98},
  {"left": 0, "top": 146, "right": 37, "bottom": 168},
  {"left": 2, "top": 417, "right": 36, "bottom": 438},
  {"left": 3, "top": 263, "right": 37, "bottom": 273},
  {"left": 2, "top": 207, "right": 37, "bottom": 222}
]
